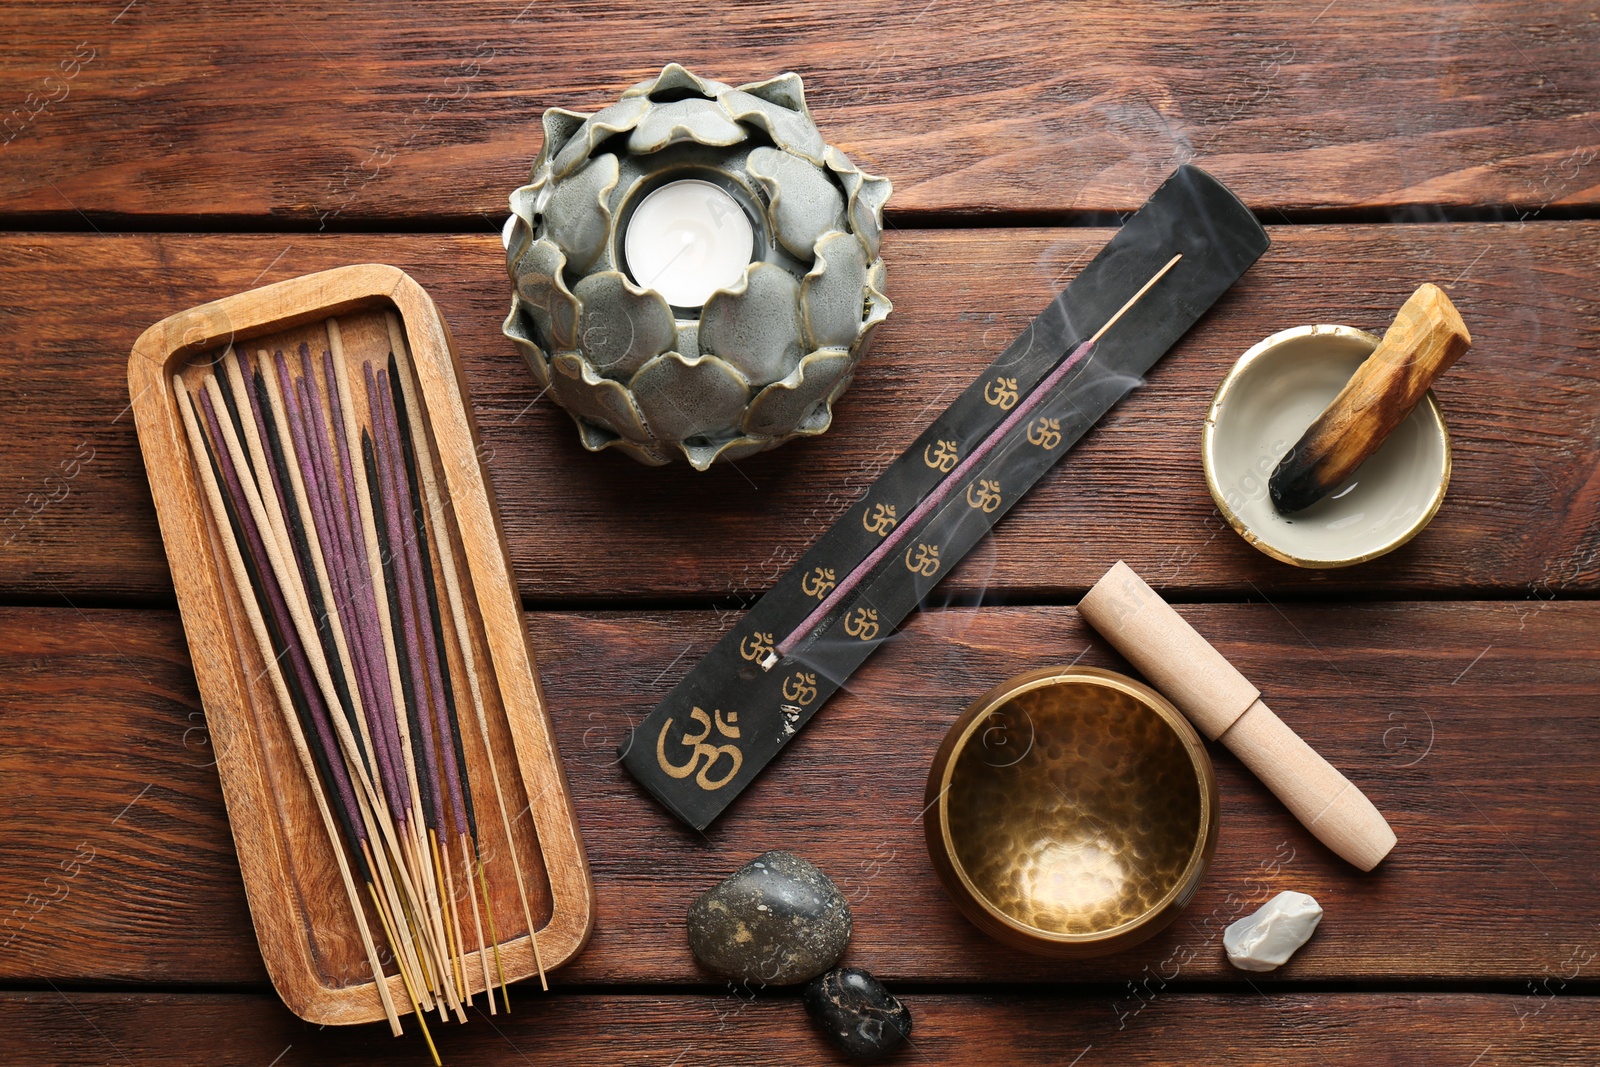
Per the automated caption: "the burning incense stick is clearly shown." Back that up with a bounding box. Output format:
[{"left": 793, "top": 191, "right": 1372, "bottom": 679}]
[{"left": 774, "top": 254, "right": 1184, "bottom": 661}]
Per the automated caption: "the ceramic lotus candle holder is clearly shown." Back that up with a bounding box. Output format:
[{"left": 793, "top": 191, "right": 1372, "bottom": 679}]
[{"left": 502, "top": 64, "right": 892, "bottom": 469}]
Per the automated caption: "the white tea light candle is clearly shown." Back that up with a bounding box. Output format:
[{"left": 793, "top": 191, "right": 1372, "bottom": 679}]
[{"left": 624, "top": 179, "right": 754, "bottom": 308}]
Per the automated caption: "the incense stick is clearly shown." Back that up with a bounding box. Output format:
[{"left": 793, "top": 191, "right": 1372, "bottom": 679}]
[
  {"left": 386, "top": 312, "right": 543, "bottom": 995},
  {"left": 248, "top": 356, "right": 445, "bottom": 1016},
  {"left": 176, "top": 377, "right": 410, "bottom": 1042},
  {"left": 173, "top": 308, "right": 551, "bottom": 1042},
  {"left": 774, "top": 253, "right": 1185, "bottom": 660}
]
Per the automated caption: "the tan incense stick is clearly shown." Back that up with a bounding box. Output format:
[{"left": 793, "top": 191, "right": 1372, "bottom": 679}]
[
  {"left": 326, "top": 324, "right": 459, "bottom": 1011},
  {"left": 387, "top": 312, "right": 548, "bottom": 992},
  {"left": 173, "top": 375, "right": 405, "bottom": 1039},
  {"left": 212, "top": 368, "right": 455, "bottom": 1016}
]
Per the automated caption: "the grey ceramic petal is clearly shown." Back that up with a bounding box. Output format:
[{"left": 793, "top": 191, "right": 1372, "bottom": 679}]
[
  {"left": 825, "top": 147, "right": 891, "bottom": 260},
  {"left": 548, "top": 352, "right": 654, "bottom": 443},
  {"left": 741, "top": 349, "right": 854, "bottom": 437},
  {"left": 746, "top": 147, "right": 846, "bottom": 260},
  {"left": 545, "top": 153, "right": 619, "bottom": 274},
  {"left": 629, "top": 351, "right": 752, "bottom": 446},
  {"left": 606, "top": 435, "right": 676, "bottom": 466},
  {"left": 502, "top": 297, "right": 551, "bottom": 388},
  {"left": 699, "top": 262, "right": 804, "bottom": 386},
  {"left": 628, "top": 98, "right": 747, "bottom": 154},
  {"left": 718, "top": 89, "right": 824, "bottom": 164},
  {"left": 538, "top": 107, "right": 590, "bottom": 168},
  {"left": 858, "top": 273, "right": 893, "bottom": 356},
  {"left": 623, "top": 63, "right": 731, "bottom": 101},
  {"left": 552, "top": 96, "right": 650, "bottom": 179},
  {"left": 511, "top": 238, "right": 580, "bottom": 350},
  {"left": 502, "top": 199, "right": 538, "bottom": 265},
  {"left": 687, "top": 435, "right": 771, "bottom": 468},
  {"left": 734, "top": 72, "right": 810, "bottom": 116},
  {"left": 572, "top": 271, "right": 677, "bottom": 378},
  {"left": 801, "top": 231, "right": 870, "bottom": 350},
  {"left": 849, "top": 174, "right": 892, "bottom": 260},
  {"left": 508, "top": 172, "right": 545, "bottom": 225}
]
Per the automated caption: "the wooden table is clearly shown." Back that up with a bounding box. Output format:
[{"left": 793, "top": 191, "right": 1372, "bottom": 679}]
[{"left": 3, "top": 3, "right": 1598, "bottom": 1063}]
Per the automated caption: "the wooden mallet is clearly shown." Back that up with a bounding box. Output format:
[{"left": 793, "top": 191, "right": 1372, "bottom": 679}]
[
  {"left": 1079, "top": 562, "right": 1397, "bottom": 871},
  {"left": 1269, "top": 282, "right": 1471, "bottom": 515}
]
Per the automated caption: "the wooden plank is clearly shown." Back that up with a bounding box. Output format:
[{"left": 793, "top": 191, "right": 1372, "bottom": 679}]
[
  {"left": 2, "top": 225, "right": 1596, "bottom": 602},
  {"left": 2, "top": 2, "right": 1598, "bottom": 220},
  {"left": 2, "top": 601, "right": 1596, "bottom": 986},
  {"left": 6, "top": 991, "right": 1599, "bottom": 1065}
]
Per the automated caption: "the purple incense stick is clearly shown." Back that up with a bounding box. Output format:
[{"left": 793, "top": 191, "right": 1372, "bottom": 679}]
[
  {"left": 278, "top": 350, "right": 405, "bottom": 822},
  {"left": 376, "top": 365, "right": 470, "bottom": 839},
  {"left": 315, "top": 346, "right": 418, "bottom": 824},
  {"left": 199, "top": 386, "right": 364, "bottom": 835},
  {"left": 368, "top": 362, "right": 448, "bottom": 835},
  {"left": 290, "top": 352, "right": 393, "bottom": 763},
  {"left": 236, "top": 349, "right": 291, "bottom": 536},
  {"left": 778, "top": 338, "right": 1098, "bottom": 657}
]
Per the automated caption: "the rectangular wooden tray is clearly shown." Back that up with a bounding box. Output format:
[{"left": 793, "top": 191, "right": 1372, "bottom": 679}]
[{"left": 128, "top": 263, "right": 592, "bottom": 1025}]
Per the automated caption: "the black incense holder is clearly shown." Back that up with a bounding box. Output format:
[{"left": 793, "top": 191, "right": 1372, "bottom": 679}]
[{"left": 622, "top": 165, "right": 1270, "bottom": 830}]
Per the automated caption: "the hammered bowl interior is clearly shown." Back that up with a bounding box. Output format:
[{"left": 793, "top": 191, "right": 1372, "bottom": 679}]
[{"left": 944, "top": 681, "right": 1205, "bottom": 937}]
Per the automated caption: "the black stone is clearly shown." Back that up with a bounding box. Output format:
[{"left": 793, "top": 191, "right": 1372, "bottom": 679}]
[
  {"left": 686, "top": 850, "right": 852, "bottom": 985},
  {"left": 804, "top": 966, "right": 913, "bottom": 1063}
]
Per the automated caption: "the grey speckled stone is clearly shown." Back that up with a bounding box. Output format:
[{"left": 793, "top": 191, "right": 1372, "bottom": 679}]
[
  {"left": 804, "top": 967, "right": 912, "bottom": 1063},
  {"left": 686, "top": 850, "right": 852, "bottom": 985}
]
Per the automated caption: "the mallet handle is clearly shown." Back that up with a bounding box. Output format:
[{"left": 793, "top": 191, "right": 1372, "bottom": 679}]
[{"left": 1079, "top": 561, "right": 1396, "bottom": 871}]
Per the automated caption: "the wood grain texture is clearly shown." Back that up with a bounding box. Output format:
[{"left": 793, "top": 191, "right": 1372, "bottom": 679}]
[
  {"left": 7, "top": 991, "right": 1600, "bottom": 1065},
  {"left": 2, "top": 2, "right": 1598, "bottom": 220},
  {"left": 3, "top": 601, "right": 1596, "bottom": 986},
  {"left": 2, "top": 225, "right": 1596, "bottom": 602}
]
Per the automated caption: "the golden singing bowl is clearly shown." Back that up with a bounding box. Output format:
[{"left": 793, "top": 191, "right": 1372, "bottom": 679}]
[{"left": 925, "top": 667, "right": 1218, "bottom": 957}]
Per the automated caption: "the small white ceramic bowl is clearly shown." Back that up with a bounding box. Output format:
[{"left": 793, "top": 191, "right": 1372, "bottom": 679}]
[{"left": 1202, "top": 324, "right": 1451, "bottom": 568}]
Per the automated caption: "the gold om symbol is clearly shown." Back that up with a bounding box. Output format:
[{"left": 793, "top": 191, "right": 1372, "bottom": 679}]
[
  {"left": 984, "top": 376, "right": 1019, "bottom": 410},
  {"left": 843, "top": 607, "right": 880, "bottom": 641},
  {"left": 781, "top": 670, "right": 819, "bottom": 706},
  {"left": 923, "top": 439, "right": 959, "bottom": 472},
  {"left": 905, "top": 542, "right": 941, "bottom": 577},
  {"left": 862, "top": 502, "right": 898, "bottom": 537},
  {"left": 656, "top": 707, "right": 743, "bottom": 790},
  {"left": 801, "top": 567, "right": 837, "bottom": 600},
  {"left": 1026, "top": 417, "right": 1062, "bottom": 450},
  {"left": 966, "top": 479, "right": 1002, "bottom": 513},
  {"left": 738, "top": 631, "right": 775, "bottom": 662}
]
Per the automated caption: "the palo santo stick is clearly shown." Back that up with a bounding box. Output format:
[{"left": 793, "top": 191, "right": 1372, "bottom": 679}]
[
  {"left": 387, "top": 311, "right": 544, "bottom": 994},
  {"left": 1269, "top": 282, "right": 1471, "bottom": 514},
  {"left": 174, "top": 377, "right": 405, "bottom": 1039},
  {"left": 1079, "top": 562, "right": 1397, "bottom": 871}
]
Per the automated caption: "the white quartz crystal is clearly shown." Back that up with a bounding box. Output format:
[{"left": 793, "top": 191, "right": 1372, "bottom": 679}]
[{"left": 1223, "top": 891, "right": 1323, "bottom": 972}]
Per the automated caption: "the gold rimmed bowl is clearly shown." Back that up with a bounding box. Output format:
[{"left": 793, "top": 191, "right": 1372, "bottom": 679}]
[
  {"left": 924, "top": 667, "right": 1218, "bottom": 958},
  {"left": 1202, "top": 324, "right": 1452, "bottom": 568}
]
